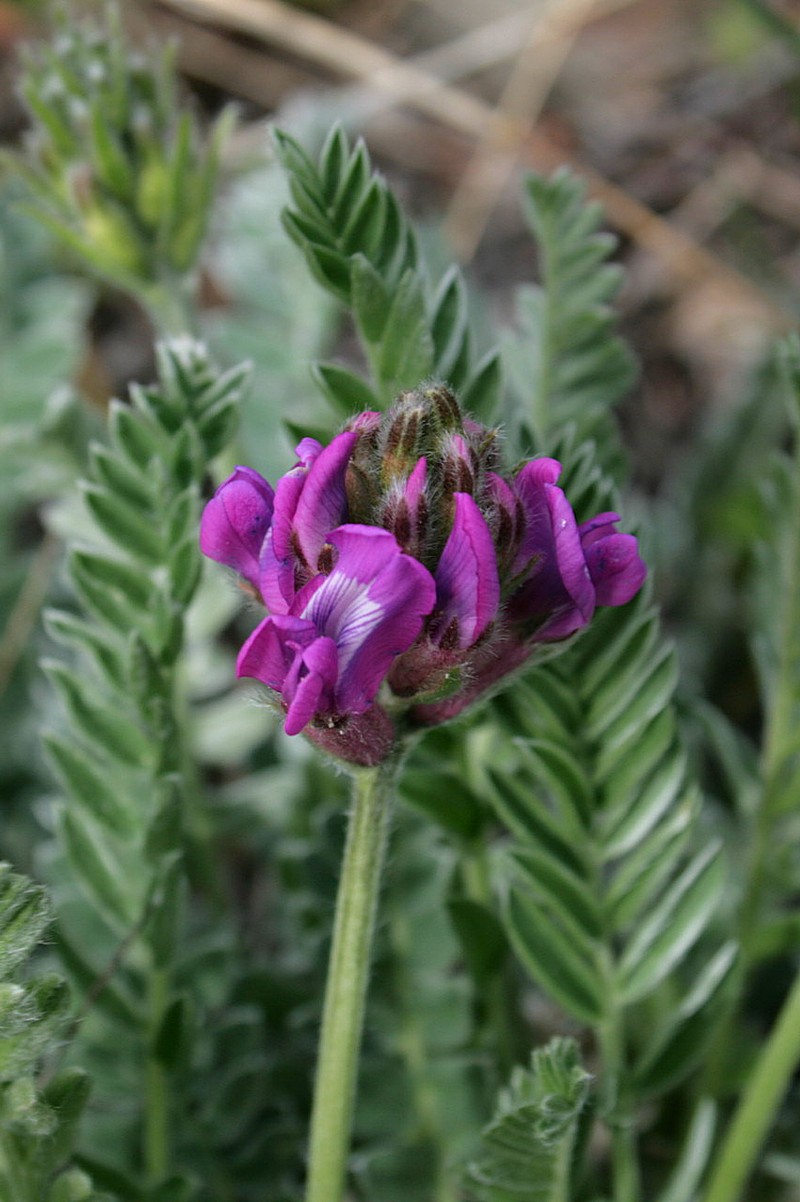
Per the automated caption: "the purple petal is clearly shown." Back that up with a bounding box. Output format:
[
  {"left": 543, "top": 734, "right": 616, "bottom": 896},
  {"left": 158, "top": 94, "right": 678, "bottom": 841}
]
[
  {"left": 293, "top": 431, "right": 359, "bottom": 570},
  {"left": 584, "top": 532, "right": 647, "bottom": 606},
  {"left": 236, "top": 614, "right": 339, "bottom": 735},
  {"left": 199, "top": 467, "right": 274, "bottom": 587},
  {"left": 300, "top": 525, "right": 436, "bottom": 714},
  {"left": 512, "top": 457, "right": 562, "bottom": 576},
  {"left": 295, "top": 438, "right": 323, "bottom": 468},
  {"left": 434, "top": 493, "right": 499, "bottom": 647},
  {"left": 236, "top": 614, "right": 316, "bottom": 688},
  {"left": 259, "top": 472, "right": 308, "bottom": 613},
  {"left": 283, "top": 636, "right": 338, "bottom": 735},
  {"left": 258, "top": 440, "right": 325, "bottom": 613},
  {"left": 404, "top": 457, "right": 427, "bottom": 512},
  {"left": 546, "top": 485, "right": 595, "bottom": 620},
  {"left": 510, "top": 459, "right": 595, "bottom": 638},
  {"left": 578, "top": 512, "right": 621, "bottom": 547}
]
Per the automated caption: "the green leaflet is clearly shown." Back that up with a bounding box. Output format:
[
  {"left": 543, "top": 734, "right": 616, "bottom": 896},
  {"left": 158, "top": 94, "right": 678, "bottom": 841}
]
[
  {"left": 0, "top": 867, "right": 108, "bottom": 1201},
  {"left": 654, "top": 1100, "right": 718, "bottom": 1202},
  {"left": 276, "top": 123, "right": 501, "bottom": 415},
  {"left": 503, "top": 169, "right": 635, "bottom": 458},
  {"left": 495, "top": 596, "right": 726, "bottom": 1030},
  {"left": 634, "top": 944, "right": 738, "bottom": 1096},
  {"left": 43, "top": 733, "right": 140, "bottom": 839},
  {"left": 12, "top": 8, "right": 231, "bottom": 300},
  {"left": 0, "top": 869, "right": 49, "bottom": 979},
  {"left": 506, "top": 889, "right": 605, "bottom": 1025},
  {"left": 467, "top": 1037, "right": 591, "bottom": 1201},
  {"left": 311, "top": 362, "right": 382, "bottom": 418},
  {"left": 58, "top": 809, "right": 143, "bottom": 933},
  {"left": 41, "top": 341, "right": 248, "bottom": 1190}
]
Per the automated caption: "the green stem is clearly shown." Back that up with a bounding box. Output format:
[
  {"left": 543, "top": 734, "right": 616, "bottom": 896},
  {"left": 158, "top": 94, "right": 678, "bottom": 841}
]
[
  {"left": 551, "top": 1122, "right": 579, "bottom": 1202},
  {"left": 702, "top": 966, "right": 800, "bottom": 1202},
  {"left": 305, "top": 761, "right": 396, "bottom": 1202},
  {"left": 599, "top": 1005, "right": 640, "bottom": 1202},
  {"left": 144, "top": 964, "right": 170, "bottom": 1185}
]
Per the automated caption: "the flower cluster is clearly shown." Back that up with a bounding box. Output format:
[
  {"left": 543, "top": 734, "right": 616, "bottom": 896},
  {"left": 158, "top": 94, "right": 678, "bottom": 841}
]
[{"left": 200, "top": 386, "right": 646, "bottom": 764}]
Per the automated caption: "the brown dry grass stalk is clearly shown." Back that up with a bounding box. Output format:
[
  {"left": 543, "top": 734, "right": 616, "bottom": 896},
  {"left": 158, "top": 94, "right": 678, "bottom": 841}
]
[{"left": 155, "top": 0, "right": 792, "bottom": 330}]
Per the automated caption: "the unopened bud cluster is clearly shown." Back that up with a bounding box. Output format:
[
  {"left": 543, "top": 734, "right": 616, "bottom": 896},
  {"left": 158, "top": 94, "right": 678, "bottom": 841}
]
[
  {"left": 201, "top": 385, "right": 646, "bottom": 765},
  {"left": 14, "top": 9, "right": 230, "bottom": 290}
]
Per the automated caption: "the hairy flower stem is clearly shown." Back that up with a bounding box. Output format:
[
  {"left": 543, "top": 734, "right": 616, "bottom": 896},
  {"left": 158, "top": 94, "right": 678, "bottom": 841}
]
[
  {"left": 305, "top": 760, "right": 397, "bottom": 1202},
  {"left": 702, "top": 966, "right": 800, "bottom": 1202}
]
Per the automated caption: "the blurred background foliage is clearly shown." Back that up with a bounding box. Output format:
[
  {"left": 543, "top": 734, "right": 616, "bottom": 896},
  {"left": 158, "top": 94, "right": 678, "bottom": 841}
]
[{"left": 3, "top": 0, "right": 800, "bottom": 1199}]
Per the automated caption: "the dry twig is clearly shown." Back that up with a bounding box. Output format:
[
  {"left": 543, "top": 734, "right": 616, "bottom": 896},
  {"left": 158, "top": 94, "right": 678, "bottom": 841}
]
[{"left": 442, "top": 0, "right": 602, "bottom": 261}]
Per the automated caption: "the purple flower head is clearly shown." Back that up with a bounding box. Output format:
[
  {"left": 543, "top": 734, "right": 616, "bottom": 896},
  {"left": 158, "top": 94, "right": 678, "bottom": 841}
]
[
  {"left": 199, "top": 466, "right": 274, "bottom": 589},
  {"left": 238, "top": 525, "right": 435, "bottom": 736},
  {"left": 199, "top": 381, "right": 647, "bottom": 762}
]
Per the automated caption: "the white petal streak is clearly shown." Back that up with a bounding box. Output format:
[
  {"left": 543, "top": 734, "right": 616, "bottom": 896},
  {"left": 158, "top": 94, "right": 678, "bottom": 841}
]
[{"left": 301, "top": 572, "right": 383, "bottom": 675}]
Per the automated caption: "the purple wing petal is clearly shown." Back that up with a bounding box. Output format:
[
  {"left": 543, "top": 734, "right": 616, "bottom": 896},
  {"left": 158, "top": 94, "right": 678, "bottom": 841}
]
[
  {"left": 578, "top": 512, "right": 621, "bottom": 546},
  {"left": 293, "top": 431, "right": 359, "bottom": 570},
  {"left": 236, "top": 614, "right": 316, "bottom": 688},
  {"left": 434, "top": 493, "right": 499, "bottom": 647},
  {"left": 301, "top": 525, "right": 436, "bottom": 714},
  {"left": 283, "top": 636, "right": 339, "bottom": 735},
  {"left": 236, "top": 614, "right": 339, "bottom": 735},
  {"left": 199, "top": 467, "right": 274, "bottom": 587},
  {"left": 584, "top": 532, "right": 647, "bottom": 606},
  {"left": 257, "top": 440, "right": 326, "bottom": 612}
]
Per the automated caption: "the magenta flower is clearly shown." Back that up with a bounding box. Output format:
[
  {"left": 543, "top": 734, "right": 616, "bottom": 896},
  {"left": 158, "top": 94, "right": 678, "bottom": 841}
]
[
  {"left": 199, "top": 383, "right": 646, "bottom": 763},
  {"left": 504, "top": 458, "right": 646, "bottom": 641},
  {"left": 237, "top": 526, "right": 435, "bottom": 735}
]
